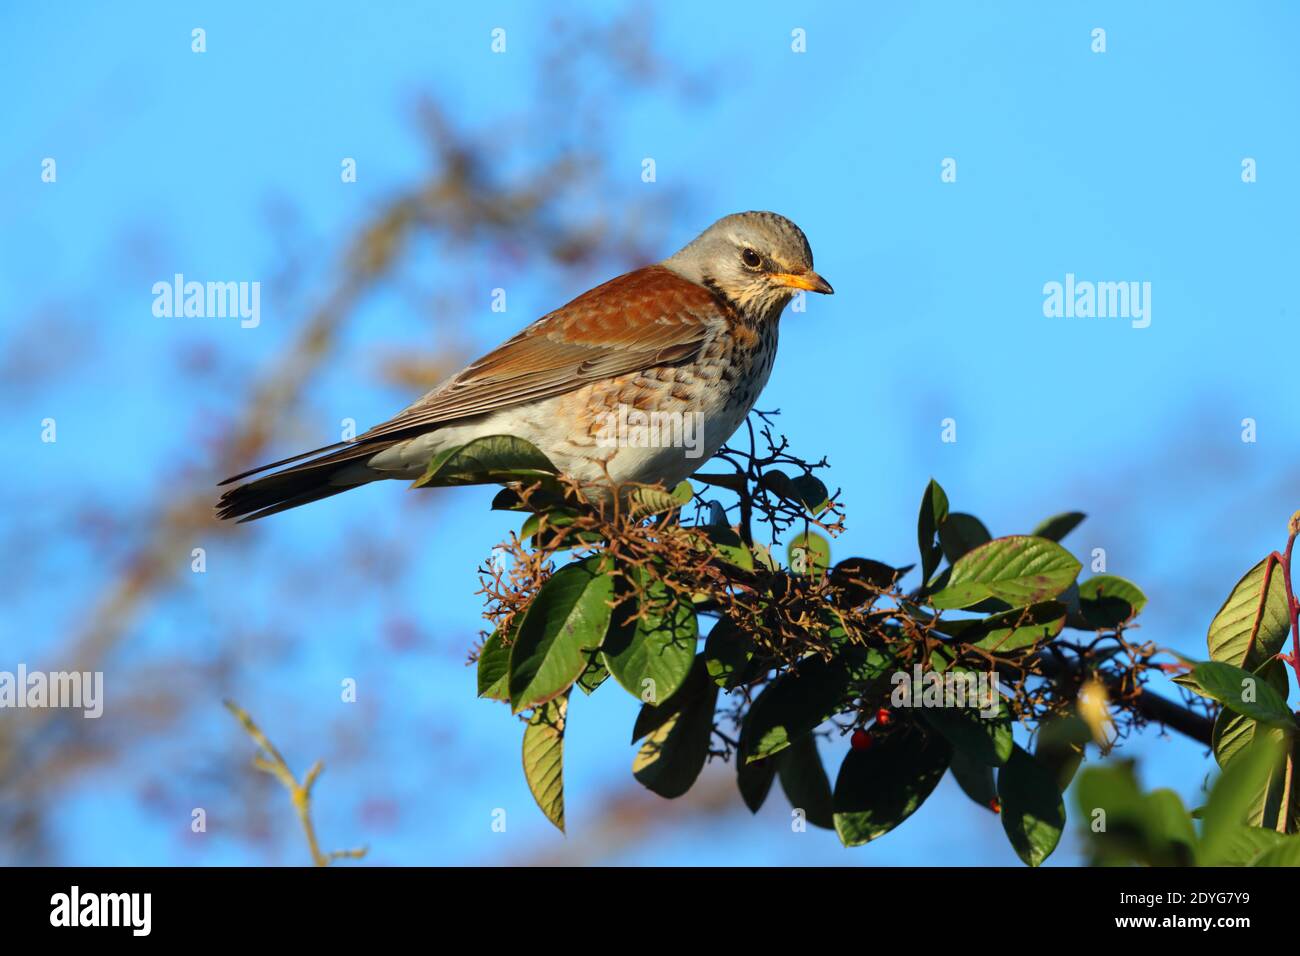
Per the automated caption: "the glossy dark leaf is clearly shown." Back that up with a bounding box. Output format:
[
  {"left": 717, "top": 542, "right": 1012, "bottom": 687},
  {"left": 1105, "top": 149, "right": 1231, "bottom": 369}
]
[
  {"left": 414, "top": 434, "right": 558, "bottom": 488},
  {"left": 1030, "top": 512, "right": 1086, "bottom": 543},
  {"left": 777, "top": 734, "right": 834, "bottom": 829},
  {"left": 703, "top": 617, "right": 754, "bottom": 689},
  {"left": 832, "top": 725, "right": 951, "bottom": 847},
  {"left": 741, "top": 655, "right": 851, "bottom": 764},
  {"left": 508, "top": 557, "right": 615, "bottom": 713},
  {"left": 921, "top": 691, "right": 1013, "bottom": 767},
  {"left": 738, "top": 754, "right": 778, "bottom": 813},
  {"left": 938, "top": 512, "right": 992, "bottom": 564},
  {"left": 601, "top": 576, "right": 698, "bottom": 706},
  {"left": 477, "top": 626, "right": 513, "bottom": 701},
  {"left": 949, "top": 749, "right": 998, "bottom": 810},
  {"left": 998, "top": 745, "right": 1066, "bottom": 866},
  {"left": 916, "top": 479, "right": 950, "bottom": 584},
  {"left": 1069, "top": 575, "right": 1148, "bottom": 629},
  {"left": 790, "top": 473, "right": 831, "bottom": 515},
  {"left": 632, "top": 664, "right": 719, "bottom": 799}
]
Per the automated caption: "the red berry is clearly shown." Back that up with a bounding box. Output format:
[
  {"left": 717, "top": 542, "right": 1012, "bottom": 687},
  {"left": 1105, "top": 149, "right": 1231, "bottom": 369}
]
[
  {"left": 875, "top": 707, "right": 891, "bottom": 726},
  {"left": 989, "top": 798, "right": 1001, "bottom": 814},
  {"left": 850, "top": 729, "right": 872, "bottom": 751}
]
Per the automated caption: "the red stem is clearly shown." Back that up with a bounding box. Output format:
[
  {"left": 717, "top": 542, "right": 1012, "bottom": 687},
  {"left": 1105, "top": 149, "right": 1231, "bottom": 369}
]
[{"left": 1285, "top": 530, "right": 1300, "bottom": 698}]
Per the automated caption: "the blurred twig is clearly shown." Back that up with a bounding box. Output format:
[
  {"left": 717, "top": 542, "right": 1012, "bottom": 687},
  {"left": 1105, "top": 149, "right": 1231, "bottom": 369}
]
[
  {"left": 0, "top": 11, "right": 698, "bottom": 863},
  {"left": 224, "top": 700, "right": 366, "bottom": 867}
]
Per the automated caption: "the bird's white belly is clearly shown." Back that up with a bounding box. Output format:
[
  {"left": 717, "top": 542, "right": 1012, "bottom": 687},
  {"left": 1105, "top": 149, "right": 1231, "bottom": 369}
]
[{"left": 365, "top": 376, "right": 760, "bottom": 492}]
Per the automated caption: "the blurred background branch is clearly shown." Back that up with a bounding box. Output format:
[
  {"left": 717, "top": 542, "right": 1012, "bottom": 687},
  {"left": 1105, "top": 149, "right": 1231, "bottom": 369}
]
[{"left": 0, "top": 10, "right": 705, "bottom": 863}]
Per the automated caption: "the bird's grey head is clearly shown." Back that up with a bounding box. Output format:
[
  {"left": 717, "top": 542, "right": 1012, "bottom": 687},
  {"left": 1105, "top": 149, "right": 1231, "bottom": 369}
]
[{"left": 662, "top": 211, "right": 833, "bottom": 319}]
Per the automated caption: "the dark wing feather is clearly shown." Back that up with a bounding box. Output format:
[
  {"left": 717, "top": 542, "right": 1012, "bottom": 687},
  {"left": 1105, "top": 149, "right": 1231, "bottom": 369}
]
[{"left": 217, "top": 440, "right": 350, "bottom": 486}]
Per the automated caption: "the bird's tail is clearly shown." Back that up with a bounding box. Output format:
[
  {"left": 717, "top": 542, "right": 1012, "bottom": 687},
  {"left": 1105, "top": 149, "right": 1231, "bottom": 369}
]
[{"left": 215, "top": 440, "right": 398, "bottom": 522}]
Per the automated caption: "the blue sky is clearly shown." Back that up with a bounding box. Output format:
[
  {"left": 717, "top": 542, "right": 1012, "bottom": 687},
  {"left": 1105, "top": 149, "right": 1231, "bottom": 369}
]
[{"left": 3, "top": 1, "right": 1299, "bottom": 865}]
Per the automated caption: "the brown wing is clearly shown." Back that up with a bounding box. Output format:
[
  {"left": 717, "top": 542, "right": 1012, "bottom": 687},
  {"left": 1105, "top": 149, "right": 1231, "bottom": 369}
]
[{"left": 352, "top": 265, "right": 722, "bottom": 443}]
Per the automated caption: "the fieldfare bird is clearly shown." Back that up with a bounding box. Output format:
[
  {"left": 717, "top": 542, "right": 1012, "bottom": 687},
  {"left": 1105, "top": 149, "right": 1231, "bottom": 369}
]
[{"left": 216, "top": 211, "right": 831, "bottom": 521}]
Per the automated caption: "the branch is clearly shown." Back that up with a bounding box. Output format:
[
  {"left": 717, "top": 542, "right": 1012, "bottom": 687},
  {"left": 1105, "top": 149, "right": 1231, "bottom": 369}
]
[
  {"left": 224, "top": 700, "right": 366, "bottom": 867},
  {"left": 1027, "top": 652, "right": 1213, "bottom": 746}
]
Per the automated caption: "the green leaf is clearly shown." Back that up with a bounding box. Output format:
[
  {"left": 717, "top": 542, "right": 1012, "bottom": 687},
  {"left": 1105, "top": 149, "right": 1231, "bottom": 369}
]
[
  {"left": 1073, "top": 760, "right": 1147, "bottom": 864},
  {"left": 1208, "top": 825, "right": 1287, "bottom": 866},
  {"left": 704, "top": 617, "right": 754, "bottom": 689},
  {"left": 1171, "top": 670, "right": 1213, "bottom": 701},
  {"left": 921, "top": 692, "right": 1014, "bottom": 767},
  {"left": 740, "top": 655, "right": 852, "bottom": 764},
  {"left": 1207, "top": 556, "right": 1291, "bottom": 670},
  {"left": 832, "top": 725, "right": 951, "bottom": 847},
  {"left": 632, "top": 665, "right": 718, "bottom": 799},
  {"left": 491, "top": 485, "right": 568, "bottom": 513},
  {"left": 738, "top": 753, "right": 778, "bottom": 813},
  {"left": 704, "top": 526, "right": 754, "bottom": 571},
  {"left": 629, "top": 480, "right": 694, "bottom": 519},
  {"left": 1191, "top": 660, "right": 1295, "bottom": 730},
  {"left": 1213, "top": 668, "right": 1299, "bottom": 834},
  {"left": 829, "top": 558, "right": 909, "bottom": 607},
  {"left": 519, "top": 509, "right": 600, "bottom": 550},
  {"left": 844, "top": 644, "right": 899, "bottom": 686},
  {"left": 1200, "top": 734, "right": 1289, "bottom": 863},
  {"left": 928, "top": 536, "right": 1082, "bottom": 611},
  {"left": 1035, "top": 715, "right": 1089, "bottom": 792},
  {"left": 1071, "top": 575, "right": 1148, "bottom": 629},
  {"left": 576, "top": 652, "right": 609, "bottom": 695},
  {"left": 1213, "top": 658, "right": 1290, "bottom": 769},
  {"left": 998, "top": 745, "right": 1066, "bottom": 866},
  {"left": 788, "top": 531, "right": 831, "bottom": 577},
  {"left": 938, "top": 512, "right": 992, "bottom": 564},
  {"left": 601, "top": 576, "right": 698, "bottom": 706},
  {"left": 414, "top": 434, "right": 558, "bottom": 488},
  {"left": 917, "top": 479, "right": 950, "bottom": 584},
  {"left": 750, "top": 542, "right": 780, "bottom": 572},
  {"left": 940, "top": 601, "right": 1067, "bottom": 654},
  {"left": 1250, "top": 835, "right": 1300, "bottom": 866},
  {"left": 491, "top": 487, "right": 528, "bottom": 511},
  {"left": 1143, "top": 789, "right": 1199, "bottom": 863},
  {"left": 522, "top": 695, "right": 568, "bottom": 832},
  {"left": 949, "top": 750, "right": 998, "bottom": 810},
  {"left": 630, "top": 657, "right": 709, "bottom": 743},
  {"left": 777, "top": 734, "right": 834, "bottom": 829},
  {"left": 508, "top": 557, "right": 615, "bottom": 713},
  {"left": 1030, "top": 512, "right": 1086, "bottom": 543},
  {"left": 477, "top": 626, "right": 514, "bottom": 701},
  {"left": 1073, "top": 761, "right": 1195, "bottom": 866}
]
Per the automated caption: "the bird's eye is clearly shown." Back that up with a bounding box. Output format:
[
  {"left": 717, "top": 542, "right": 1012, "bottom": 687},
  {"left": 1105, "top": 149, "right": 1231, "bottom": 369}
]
[{"left": 741, "top": 248, "right": 762, "bottom": 269}]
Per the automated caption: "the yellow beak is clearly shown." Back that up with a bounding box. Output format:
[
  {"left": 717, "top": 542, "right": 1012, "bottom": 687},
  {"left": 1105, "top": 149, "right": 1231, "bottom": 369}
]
[{"left": 769, "top": 270, "right": 834, "bottom": 295}]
